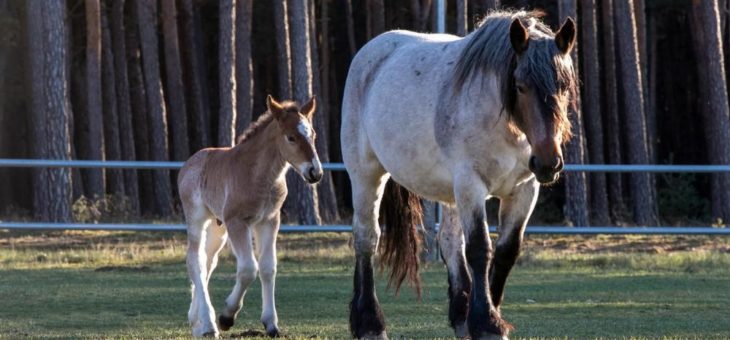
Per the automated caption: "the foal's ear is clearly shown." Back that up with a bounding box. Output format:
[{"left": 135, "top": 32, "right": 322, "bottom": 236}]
[
  {"left": 267, "top": 95, "right": 285, "bottom": 120},
  {"left": 509, "top": 18, "right": 529, "bottom": 54},
  {"left": 555, "top": 17, "right": 576, "bottom": 55},
  {"left": 301, "top": 96, "right": 316, "bottom": 121}
]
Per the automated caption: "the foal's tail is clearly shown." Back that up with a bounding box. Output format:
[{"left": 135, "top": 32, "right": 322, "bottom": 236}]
[{"left": 379, "top": 179, "right": 423, "bottom": 297}]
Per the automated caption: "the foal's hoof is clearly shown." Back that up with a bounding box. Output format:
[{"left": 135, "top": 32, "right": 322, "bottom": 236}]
[
  {"left": 265, "top": 326, "right": 280, "bottom": 338},
  {"left": 201, "top": 331, "right": 219, "bottom": 338},
  {"left": 218, "top": 315, "right": 235, "bottom": 331},
  {"left": 453, "top": 322, "right": 468, "bottom": 339},
  {"left": 360, "top": 331, "right": 388, "bottom": 340}
]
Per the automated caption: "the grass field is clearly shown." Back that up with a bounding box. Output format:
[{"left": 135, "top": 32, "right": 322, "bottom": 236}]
[{"left": 1, "top": 231, "right": 729, "bottom": 339}]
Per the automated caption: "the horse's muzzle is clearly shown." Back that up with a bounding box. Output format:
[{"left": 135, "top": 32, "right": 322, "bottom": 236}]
[
  {"left": 529, "top": 155, "right": 563, "bottom": 184},
  {"left": 306, "top": 167, "right": 323, "bottom": 184}
]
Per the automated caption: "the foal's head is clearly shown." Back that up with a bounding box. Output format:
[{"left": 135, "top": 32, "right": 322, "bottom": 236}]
[
  {"left": 267, "top": 95, "right": 323, "bottom": 184},
  {"left": 508, "top": 17, "right": 576, "bottom": 184}
]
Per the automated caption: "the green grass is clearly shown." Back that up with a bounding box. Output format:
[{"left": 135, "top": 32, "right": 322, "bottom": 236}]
[{"left": 1, "top": 232, "right": 729, "bottom": 339}]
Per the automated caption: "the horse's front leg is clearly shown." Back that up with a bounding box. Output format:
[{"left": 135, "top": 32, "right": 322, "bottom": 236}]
[
  {"left": 253, "top": 215, "right": 281, "bottom": 337},
  {"left": 454, "top": 175, "right": 510, "bottom": 340},
  {"left": 490, "top": 180, "right": 539, "bottom": 309},
  {"left": 218, "top": 219, "right": 258, "bottom": 333},
  {"left": 438, "top": 205, "right": 470, "bottom": 339}
]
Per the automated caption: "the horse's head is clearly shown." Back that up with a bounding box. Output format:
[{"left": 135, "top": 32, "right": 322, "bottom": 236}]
[
  {"left": 508, "top": 17, "right": 576, "bottom": 184},
  {"left": 267, "top": 95, "right": 323, "bottom": 184}
]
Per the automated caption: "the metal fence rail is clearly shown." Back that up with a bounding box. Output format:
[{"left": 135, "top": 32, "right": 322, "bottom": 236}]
[{"left": 0, "top": 158, "right": 729, "bottom": 235}]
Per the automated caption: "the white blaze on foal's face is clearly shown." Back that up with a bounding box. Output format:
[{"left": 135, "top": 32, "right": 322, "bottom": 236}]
[{"left": 296, "top": 117, "right": 322, "bottom": 181}]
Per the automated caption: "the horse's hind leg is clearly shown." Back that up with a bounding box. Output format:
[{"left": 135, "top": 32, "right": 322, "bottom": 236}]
[
  {"left": 218, "top": 219, "right": 258, "bottom": 332},
  {"left": 205, "top": 221, "right": 228, "bottom": 284},
  {"left": 347, "top": 164, "right": 389, "bottom": 340},
  {"left": 438, "top": 205, "right": 470, "bottom": 339},
  {"left": 184, "top": 203, "right": 219, "bottom": 337},
  {"left": 253, "top": 215, "right": 281, "bottom": 337},
  {"left": 489, "top": 180, "right": 539, "bottom": 309}
]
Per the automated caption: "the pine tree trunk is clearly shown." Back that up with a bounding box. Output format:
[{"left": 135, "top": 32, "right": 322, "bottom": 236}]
[
  {"left": 456, "top": 0, "right": 468, "bottom": 36},
  {"left": 344, "top": 0, "right": 357, "bottom": 56},
  {"left": 125, "top": 0, "right": 155, "bottom": 215},
  {"left": 82, "top": 0, "right": 105, "bottom": 199},
  {"left": 614, "top": 0, "right": 658, "bottom": 226},
  {"left": 179, "top": 0, "right": 210, "bottom": 151},
  {"left": 135, "top": 0, "right": 174, "bottom": 216},
  {"left": 310, "top": 0, "right": 339, "bottom": 223},
  {"left": 690, "top": 0, "right": 730, "bottom": 222},
  {"left": 601, "top": 0, "right": 627, "bottom": 221},
  {"left": 273, "top": 0, "right": 292, "bottom": 99},
  {"left": 580, "top": 0, "right": 609, "bottom": 225},
  {"left": 286, "top": 0, "right": 321, "bottom": 225},
  {"left": 26, "top": 0, "right": 73, "bottom": 222},
  {"left": 235, "top": 0, "right": 254, "bottom": 134},
  {"left": 101, "top": 5, "right": 124, "bottom": 196},
  {"left": 110, "top": 0, "right": 140, "bottom": 215},
  {"left": 558, "top": 0, "right": 589, "bottom": 227},
  {"left": 371, "top": 0, "right": 385, "bottom": 37},
  {"left": 218, "top": 0, "right": 236, "bottom": 147},
  {"left": 161, "top": 0, "right": 190, "bottom": 160}
]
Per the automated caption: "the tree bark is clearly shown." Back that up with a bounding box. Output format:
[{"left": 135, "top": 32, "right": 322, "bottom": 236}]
[
  {"left": 26, "top": 0, "right": 73, "bottom": 222},
  {"left": 370, "top": 0, "right": 385, "bottom": 37},
  {"left": 310, "top": 0, "right": 339, "bottom": 223},
  {"left": 82, "top": 0, "right": 105, "bottom": 198},
  {"left": 179, "top": 0, "right": 210, "bottom": 151},
  {"left": 343, "top": 0, "right": 357, "bottom": 56},
  {"left": 614, "top": 0, "right": 658, "bottom": 225},
  {"left": 286, "top": 0, "right": 321, "bottom": 225},
  {"left": 579, "top": 0, "right": 609, "bottom": 225},
  {"left": 218, "top": 0, "right": 236, "bottom": 147},
  {"left": 135, "top": 0, "right": 174, "bottom": 216},
  {"left": 411, "top": 0, "right": 433, "bottom": 32},
  {"left": 101, "top": 4, "right": 124, "bottom": 196},
  {"left": 110, "top": 0, "right": 140, "bottom": 215},
  {"left": 235, "top": 0, "right": 254, "bottom": 135},
  {"left": 457, "top": 0, "right": 468, "bottom": 36},
  {"left": 690, "top": 0, "right": 730, "bottom": 222},
  {"left": 161, "top": 0, "right": 190, "bottom": 160},
  {"left": 273, "top": 0, "right": 293, "bottom": 99},
  {"left": 601, "top": 0, "right": 627, "bottom": 221},
  {"left": 125, "top": 0, "right": 155, "bottom": 215},
  {"left": 558, "top": 0, "right": 589, "bottom": 227}
]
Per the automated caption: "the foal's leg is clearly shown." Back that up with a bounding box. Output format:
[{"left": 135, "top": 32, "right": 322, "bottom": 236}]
[
  {"left": 205, "top": 221, "right": 228, "bottom": 284},
  {"left": 253, "top": 215, "right": 281, "bottom": 336},
  {"left": 349, "top": 167, "right": 389, "bottom": 340},
  {"left": 184, "top": 203, "right": 219, "bottom": 337},
  {"left": 489, "top": 180, "right": 539, "bottom": 309},
  {"left": 218, "top": 219, "right": 258, "bottom": 332},
  {"left": 453, "top": 171, "right": 507, "bottom": 340},
  {"left": 438, "top": 205, "right": 470, "bottom": 339}
]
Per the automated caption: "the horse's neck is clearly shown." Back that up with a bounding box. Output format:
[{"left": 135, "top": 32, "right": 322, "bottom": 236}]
[{"left": 229, "top": 122, "right": 287, "bottom": 185}]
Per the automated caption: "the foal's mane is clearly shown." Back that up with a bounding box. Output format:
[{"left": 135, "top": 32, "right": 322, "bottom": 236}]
[
  {"left": 236, "top": 101, "right": 299, "bottom": 145},
  {"left": 453, "top": 10, "right": 577, "bottom": 133}
]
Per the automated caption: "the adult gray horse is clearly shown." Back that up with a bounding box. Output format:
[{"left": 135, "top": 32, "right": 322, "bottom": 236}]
[{"left": 341, "top": 11, "right": 577, "bottom": 340}]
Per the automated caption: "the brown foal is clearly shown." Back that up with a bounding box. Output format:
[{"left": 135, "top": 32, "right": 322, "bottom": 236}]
[{"left": 178, "top": 95, "right": 322, "bottom": 338}]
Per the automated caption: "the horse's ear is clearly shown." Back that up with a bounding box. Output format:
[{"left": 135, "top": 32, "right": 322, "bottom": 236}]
[
  {"left": 301, "top": 96, "right": 316, "bottom": 121},
  {"left": 555, "top": 17, "right": 576, "bottom": 55},
  {"left": 509, "top": 18, "right": 529, "bottom": 54},
  {"left": 267, "top": 95, "right": 285, "bottom": 120}
]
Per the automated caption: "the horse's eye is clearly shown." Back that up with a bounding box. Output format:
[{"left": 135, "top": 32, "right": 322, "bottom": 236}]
[
  {"left": 286, "top": 135, "right": 295, "bottom": 143},
  {"left": 516, "top": 85, "right": 527, "bottom": 94}
]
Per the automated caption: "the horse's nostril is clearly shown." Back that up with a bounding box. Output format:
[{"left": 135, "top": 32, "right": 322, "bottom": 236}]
[
  {"left": 529, "top": 156, "right": 537, "bottom": 171},
  {"left": 308, "top": 167, "right": 316, "bottom": 179},
  {"left": 554, "top": 157, "right": 564, "bottom": 171}
]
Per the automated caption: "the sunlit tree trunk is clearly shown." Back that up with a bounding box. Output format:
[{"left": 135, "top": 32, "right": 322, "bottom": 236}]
[
  {"left": 218, "top": 0, "right": 236, "bottom": 147},
  {"left": 235, "top": 0, "right": 253, "bottom": 134},
  {"left": 161, "top": 0, "right": 190, "bottom": 160},
  {"left": 273, "top": 0, "right": 292, "bottom": 99},
  {"left": 135, "top": 0, "right": 174, "bottom": 216},
  {"left": 456, "top": 0, "right": 468, "bottom": 36},
  {"left": 81, "top": 0, "right": 105, "bottom": 198},
  {"left": 690, "top": 0, "right": 730, "bottom": 222},
  {"left": 614, "top": 0, "right": 658, "bottom": 226},
  {"left": 26, "top": 0, "right": 73, "bottom": 222},
  {"left": 101, "top": 5, "right": 124, "bottom": 196}
]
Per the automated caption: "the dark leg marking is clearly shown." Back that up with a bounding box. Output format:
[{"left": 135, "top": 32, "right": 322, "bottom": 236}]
[
  {"left": 489, "top": 231, "right": 522, "bottom": 308},
  {"left": 447, "top": 256, "right": 471, "bottom": 331},
  {"left": 465, "top": 211, "right": 509, "bottom": 337},
  {"left": 349, "top": 255, "right": 386, "bottom": 338},
  {"left": 263, "top": 322, "right": 280, "bottom": 337},
  {"left": 218, "top": 314, "right": 235, "bottom": 331}
]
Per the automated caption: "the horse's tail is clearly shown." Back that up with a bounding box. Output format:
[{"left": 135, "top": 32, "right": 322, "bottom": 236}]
[{"left": 379, "top": 179, "right": 423, "bottom": 297}]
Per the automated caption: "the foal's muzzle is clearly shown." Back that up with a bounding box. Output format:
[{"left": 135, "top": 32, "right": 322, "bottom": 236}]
[
  {"left": 299, "top": 159, "right": 323, "bottom": 184},
  {"left": 529, "top": 155, "right": 563, "bottom": 184}
]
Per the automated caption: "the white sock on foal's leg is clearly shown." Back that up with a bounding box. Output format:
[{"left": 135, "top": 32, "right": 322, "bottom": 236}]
[{"left": 254, "top": 220, "right": 280, "bottom": 336}]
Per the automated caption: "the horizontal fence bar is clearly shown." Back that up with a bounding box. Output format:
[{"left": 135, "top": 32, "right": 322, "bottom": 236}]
[
  {"left": 0, "top": 222, "right": 727, "bottom": 235},
  {"left": 1, "top": 159, "right": 730, "bottom": 172},
  {"left": 0, "top": 159, "right": 346, "bottom": 171}
]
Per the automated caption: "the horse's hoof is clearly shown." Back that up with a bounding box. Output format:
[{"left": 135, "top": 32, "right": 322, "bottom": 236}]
[
  {"left": 453, "top": 322, "right": 469, "bottom": 339},
  {"left": 218, "top": 315, "right": 235, "bottom": 331},
  {"left": 201, "top": 331, "right": 219, "bottom": 338},
  {"left": 360, "top": 331, "right": 388, "bottom": 340},
  {"left": 265, "top": 327, "right": 280, "bottom": 338}
]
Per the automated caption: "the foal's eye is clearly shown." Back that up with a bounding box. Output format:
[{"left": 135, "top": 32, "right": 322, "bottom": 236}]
[
  {"left": 286, "top": 135, "right": 296, "bottom": 143},
  {"left": 516, "top": 84, "right": 527, "bottom": 94}
]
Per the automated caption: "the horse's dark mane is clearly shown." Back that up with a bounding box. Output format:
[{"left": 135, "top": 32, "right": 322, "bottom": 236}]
[
  {"left": 236, "top": 101, "right": 299, "bottom": 144},
  {"left": 453, "top": 10, "right": 577, "bottom": 132}
]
